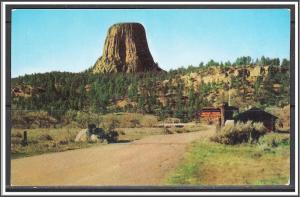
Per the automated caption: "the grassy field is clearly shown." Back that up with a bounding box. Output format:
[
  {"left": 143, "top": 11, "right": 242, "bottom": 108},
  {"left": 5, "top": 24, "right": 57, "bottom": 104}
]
[
  {"left": 166, "top": 132, "right": 290, "bottom": 185},
  {"left": 101, "top": 112, "right": 159, "bottom": 128},
  {"left": 10, "top": 112, "right": 160, "bottom": 159},
  {"left": 117, "top": 127, "right": 164, "bottom": 142},
  {"left": 117, "top": 124, "right": 206, "bottom": 141},
  {"left": 11, "top": 128, "right": 96, "bottom": 159},
  {"left": 11, "top": 123, "right": 204, "bottom": 159}
]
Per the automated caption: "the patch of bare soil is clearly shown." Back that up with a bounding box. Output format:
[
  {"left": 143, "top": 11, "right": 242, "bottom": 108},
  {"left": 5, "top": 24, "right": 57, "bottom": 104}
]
[{"left": 11, "top": 125, "right": 215, "bottom": 186}]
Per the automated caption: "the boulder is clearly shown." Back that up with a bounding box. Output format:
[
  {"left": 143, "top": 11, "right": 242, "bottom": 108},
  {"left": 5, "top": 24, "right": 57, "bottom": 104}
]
[
  {"left": 89, "top": 134, "right": 100, "bottom": 143},
  {"left": 75, "top": 129, "right": 106, "bottom": 143},
  {"left": 75, "top": 129, "right": 89, "bottom": 142}
]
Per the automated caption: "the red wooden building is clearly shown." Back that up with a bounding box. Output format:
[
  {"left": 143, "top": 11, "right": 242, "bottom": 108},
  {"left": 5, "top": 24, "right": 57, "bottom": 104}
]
[
  {"left": 199, "top": 107, "right": 221, "bottom": 124},
  {"left": 199, "top": 103, "right": 239, "bottom": 125}
]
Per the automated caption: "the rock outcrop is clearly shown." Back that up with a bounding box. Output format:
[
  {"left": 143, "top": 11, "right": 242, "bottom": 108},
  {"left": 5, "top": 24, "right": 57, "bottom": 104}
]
[
  {"left": 75, "top": 129, "right": 107, "bottom": 143},
  {"left": 92, "top": 23, "right": 162, "bottom": 73},
  {"left": 11, "top": 85, "right": 45, "bottom": 98}
]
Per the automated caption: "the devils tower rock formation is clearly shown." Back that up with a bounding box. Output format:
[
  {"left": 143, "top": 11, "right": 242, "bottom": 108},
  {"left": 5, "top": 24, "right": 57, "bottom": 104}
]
[{"left": 92, "top": 23, "right": 162, "bottom": 73}]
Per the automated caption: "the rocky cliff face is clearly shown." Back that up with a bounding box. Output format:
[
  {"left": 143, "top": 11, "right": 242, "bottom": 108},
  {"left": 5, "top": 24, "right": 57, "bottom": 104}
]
[{"left": 92, "top": 23, "right": 162, "bottom": 73}]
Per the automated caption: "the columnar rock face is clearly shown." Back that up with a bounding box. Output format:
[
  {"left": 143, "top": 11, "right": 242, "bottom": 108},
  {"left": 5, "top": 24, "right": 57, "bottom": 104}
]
[{"left": 92, "top": 23, "right": 162, "bottom": 73}]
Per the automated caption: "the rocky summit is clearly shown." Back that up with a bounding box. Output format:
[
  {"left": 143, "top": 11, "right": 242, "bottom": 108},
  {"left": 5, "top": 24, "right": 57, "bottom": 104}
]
[{"left": 92, "top": 23, "right": 162, "bottom": 73}]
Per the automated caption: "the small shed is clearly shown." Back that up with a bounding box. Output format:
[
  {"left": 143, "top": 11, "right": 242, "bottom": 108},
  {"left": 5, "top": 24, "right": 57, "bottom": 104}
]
[
  {"left": 199, "top": 103, "right": 239, "bottom": 125},
  {"left": 234, "top": 107, "right": 278, "bottom": 131},
  {"left": 200, "top": 107, "right": 221, "bottom": 123}
]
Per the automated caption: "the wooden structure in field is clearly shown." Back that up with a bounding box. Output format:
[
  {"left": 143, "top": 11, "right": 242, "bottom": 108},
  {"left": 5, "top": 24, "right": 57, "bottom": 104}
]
[
  {"left": 234, "top": 107, "right": 278, "bottom": 131},
  {"left": 200, "top": 103, "right": 279, "bottom": 131},
  {"left": 199, "top": 102, "right": 239, "bottom": 125},
  {"left": 200, "top": 108, "right": 222, "bottom": 124}
]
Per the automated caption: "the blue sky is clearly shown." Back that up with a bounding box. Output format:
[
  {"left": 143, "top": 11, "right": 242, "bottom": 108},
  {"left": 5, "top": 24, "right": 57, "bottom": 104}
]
[{"left": 12, "top": 9, "right": 290, "bottom": 77}]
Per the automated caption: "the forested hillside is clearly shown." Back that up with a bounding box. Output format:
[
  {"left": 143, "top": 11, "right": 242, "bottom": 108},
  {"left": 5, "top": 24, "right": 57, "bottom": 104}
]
[{"left": 11, "top": 56, "right": 290, "bottom": 125}]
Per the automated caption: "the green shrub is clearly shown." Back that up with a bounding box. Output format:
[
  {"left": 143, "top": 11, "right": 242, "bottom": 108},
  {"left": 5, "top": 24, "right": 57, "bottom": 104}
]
[
  {"left": 75, "top": 111, "right": 102, "bottom": 128},
  {"left": 259, "top": 133, "right": 289, "bottom": 148},
  {"left": 211, "top": 121, "right": 267, "bottom": 145},
  {"left": 100, "top": 118, "right": 120, "bottom": 143},
  {"left": 251, "top": 122, "right": 267, "bottom": 143}
]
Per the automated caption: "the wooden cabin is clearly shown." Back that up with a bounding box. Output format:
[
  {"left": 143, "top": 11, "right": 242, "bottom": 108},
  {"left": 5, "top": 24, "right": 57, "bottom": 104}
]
[
  {"left": 200, "top": 107, "right": 221, "bottom": 123},
  {"left": 234, "top": 107, "right": 278, "bottom": 131},
  {"left": 199, "top": 102, "right": 239, "bottom": 125}
]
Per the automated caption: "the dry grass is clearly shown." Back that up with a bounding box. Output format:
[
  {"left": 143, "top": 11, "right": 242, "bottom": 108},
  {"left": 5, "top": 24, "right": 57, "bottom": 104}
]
[
  {"left": 166, "top": 124, "right": 207, "bottom": 134},
  {"left": 101, "top": 112, "right": 159, "bottom": 128},
  {"left": 11, "top": 121, "right": 208, "bottom": 159},
  {"left": 11, "top": 112, "right": 161, "bottom": 158},
  {"left": 11, "top": 128, "right": 100, "bottom": 159},
  {"left": 116, "top": 127, "right": 165, "bottom": 141},
  {"left": 116, "top": 124, "right": 205, "bottom": 141}
]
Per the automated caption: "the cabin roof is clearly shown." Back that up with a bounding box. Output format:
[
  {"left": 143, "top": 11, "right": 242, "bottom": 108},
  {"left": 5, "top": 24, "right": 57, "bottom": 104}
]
[
  {"left": 201, "top": 108, "right": 221, "bottom": 112},
  {"left": 225, "top": 106, "right": 239, "bottom": 110}
]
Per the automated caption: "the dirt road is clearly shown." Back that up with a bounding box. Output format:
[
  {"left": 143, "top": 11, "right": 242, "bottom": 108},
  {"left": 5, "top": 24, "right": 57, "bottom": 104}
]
[{"left": 11, "top": 126, "right": 215, "bottom": 186}]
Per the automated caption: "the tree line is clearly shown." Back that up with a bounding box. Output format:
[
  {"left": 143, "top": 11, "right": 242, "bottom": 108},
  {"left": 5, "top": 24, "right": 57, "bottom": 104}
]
[{"left": 11, "top": 56, "right": 290, "bottom": 125}]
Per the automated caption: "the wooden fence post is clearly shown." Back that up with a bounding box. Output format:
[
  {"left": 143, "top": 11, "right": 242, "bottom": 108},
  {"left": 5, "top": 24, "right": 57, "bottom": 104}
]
[{"left": 22, "top": 131, "right": 28, "bottom": 146}]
